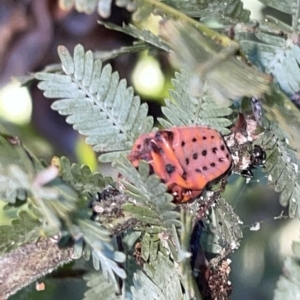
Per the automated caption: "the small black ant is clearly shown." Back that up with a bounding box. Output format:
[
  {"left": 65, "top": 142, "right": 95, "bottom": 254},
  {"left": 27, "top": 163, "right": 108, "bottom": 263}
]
[{"left": 241, "top": 145, "right": 266, "bottom": 178}]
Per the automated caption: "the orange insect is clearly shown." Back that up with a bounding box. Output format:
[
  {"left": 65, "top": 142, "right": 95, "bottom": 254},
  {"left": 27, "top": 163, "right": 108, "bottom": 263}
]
[{"left": 128, "top": 126, "right": 232, "bottom": 203}]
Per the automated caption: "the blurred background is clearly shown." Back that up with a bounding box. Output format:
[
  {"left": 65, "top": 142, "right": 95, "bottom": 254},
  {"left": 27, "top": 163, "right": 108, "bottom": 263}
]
[{"left": 0, "top": 0, "right": 299, "bottom": 299}]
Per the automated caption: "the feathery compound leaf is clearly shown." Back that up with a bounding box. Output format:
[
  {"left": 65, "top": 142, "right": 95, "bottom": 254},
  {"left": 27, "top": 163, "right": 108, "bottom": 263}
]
[
  {"left": 0, "top": 125, "right": 46, "bottom": 204},
  {"left": 240, "top": 34, "right": 300, "bottom": 96},
  {"left": 0, "top": 159, "right": 78, "bottom": 235},
  {"left": 95, "top": 42, "right": 150, "bottom": 62},
  {"left": 208, "top": 198, "right": 243, "bottom": 250},
  {"left": 159, "top": 69, "right": 232, "bottom": 135},
  {"left": 99, "top": 21, "right": 170, "bottom": 52},
  {"left": 55, "top": 156, "right": 113, "bottom": 195},
  {"left": 113, "top": 156, "right": 181, "bottom": 228},
  {"left": 259, "top": 0, "right": 298, "bottom": 14},
  {"left": 59, "top": 0, "right": 112, "bottom": 17},
  {"left": 35, "top": 45, "right": 153, "bottom": 163},
  {"left": 274, "top": 257, "right": 300, "bottom": 300},
  {"left": 131, "top": 252, "right": 184, "bottom": 300},
  {"left": 159, "top": 20, "right": 271, "bottom": 104},
  {"left": 83, "top": 271, "right": 117, "bottom": 300},
  {"left": 164, "top": 0, "right": 250, "bottom": 23},
  {"left": 255, "top": 128, "right": 300, "bottom": 217},
  {"left": 59, "top": 0, "right": 141, "bottom": 18},
  {"left": 0, "top": 211, "right": 40, "bottom": 255},
  {"left": 78, "top": 219, "right": 126, "bottom": 292}
]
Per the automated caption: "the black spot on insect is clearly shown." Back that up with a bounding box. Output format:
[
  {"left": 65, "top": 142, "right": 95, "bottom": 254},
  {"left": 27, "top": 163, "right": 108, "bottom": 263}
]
[
  {"left": 219, "top": 158, "right": 224, "bottom": 162},
  {"left": 182, "top": 171, "right": 187, "bottom": 180},
  {"left": 192, "top": 137, "right": 197, "bottom": 142},
  {"left": 202, "top": 150, "right": 207, "bottom": 156},
  {"left": 186, "top": 158, "right": 190, "bottom": 165},
  {"left": 181, "top": 141, "right": 185, "bottom": 147},
  {"left": 193, "top": 153, "right": 198, "bottom": 160},
  {"left": 211, "top": 163, "right": 216, "bottom": 167},
  {"left": 211, "top": 135, "right": 215, "bottom": 139},
  {"left": 166, "top": 164, "right": 175, "bottom": 174},
  {"left": 226, "top": 154, "right": 229, "bottom": 159},
  {"left": 165, "top": 131, "right": 173, "bottom": 140},
  {"left": 203, "top": 136, "right": 207, "bottom": 140},
  {"left": 220, "top": 145, "right": 225, "bottom": 151},
  {"left": 212, "top": 147, "right": 218, "bottom": 153},
  {"left": 203, "top": 166, "right": 208, "bottom": 171},
  {"left": 195, "top": 168, "right": 202, "bottom": 173},
  {"left": 137, "top": 144, "right": 141, "bottom": 149}
]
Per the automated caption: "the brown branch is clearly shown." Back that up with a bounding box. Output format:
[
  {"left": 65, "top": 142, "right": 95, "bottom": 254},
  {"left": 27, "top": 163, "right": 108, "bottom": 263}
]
[{"left": 0, "top": 237, "right": 74, "bottom": 300}]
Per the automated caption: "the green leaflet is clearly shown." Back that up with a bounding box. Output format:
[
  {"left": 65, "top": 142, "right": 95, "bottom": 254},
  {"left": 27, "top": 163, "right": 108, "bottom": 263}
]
[
  {"left": 113, "top": 156, "right": 180, "bottom": 228},
  {"left": 60, "top": 0, "right": 113, "bottom": 17},
  {"left": 206, "top": 198, "right": 243, "bottom": 251},
  {"left": 255, "top": 127, "right": 300, "bottom": 218},
  {"left": 274, "top": 257, "right": 300, "bottom": 300},
  {"left": 131, "top": 253, "right": 184, "bottom": 300},
  {"left": 259, "top": 0, "right": 298, "bottom": 14},
  {"left": 77, "top": 219, "right": 127, "bottom": 294},
  {"left": 159, "top": 20, "right": 271, "bottom": 105},
  {"left": 0, "top": 126, "right": 79, "bottom": 233},
  {"left": 57, "top": 156, "right": 113, "bottom": 195},
  {"left": 240, "top": 40, "right": 300, "bottom": 96},
  {"left": 164, "top": 0, "right": 250, "bottom": 23},
  {"left": 237, "top": 6, "right": 300, "bottom": 97},
  {"left": 0, "top": 211, "right": 40, "bottom": 255},
  {"left": 35, "top": 44, "right": 154, "bottom": 163},
  {"left": 83, "top": 272, "right": 117, "bottom": 300},
  {"left": 98, "top": 21, "right": 170, "bottom": 52},
  {"left": 159, "top": 69, "right": 233, "bottom": 135},
  {"left": 94, "top": 42, "right": 150, "bottom": 62}
]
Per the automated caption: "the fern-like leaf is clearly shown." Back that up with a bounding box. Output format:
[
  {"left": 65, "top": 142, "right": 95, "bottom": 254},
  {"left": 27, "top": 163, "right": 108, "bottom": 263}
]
[
  {"left": 59, "top": 0, "right": 158, "bottom": 21},
  {"left": 55, "top": 156, "right": 114, "bottom": 195},
  {"left": 59, "top": 0, "right": 120, "bottom": 18},
  {"left": 83, "top": 271, "right": 117, "bottom": 300},
  {"left": 35, "top": 45, "right": 153, "bottom": 163},
  {"left": 207, "top": 198, "right": 243, "bottom": 251},
  {"left": 131, "top": 252, "right": 184, "bottom": 300},
  {"left": 259, "top": 0, "right": 298, "bottom": 14},
  {"left": 0, "top": 125, "right": 45, "bottom": 204},
  {"left": 274, "top": 257, "right": 300, "bottom": 300},
  {"left": 159, "top": 19, "right": 271, "bottom": 104},
  {"left": 164, "top": 0, "right": 250, "bottom": 22},
  {"left": 99, "top": 21, "right": 170, "bottom": 52},
  {"left": 240, "top": 33, "right": 300, "bottom": 96},
  {"left": 255, "top": 128, "right": 300, "bottom": 217},
  {"left": 159, "top": 69, "right": 233, "bottom": 135},
  {"left": 95, "top": 42, "right": 150, "bottom": 61},
  {"left": 78, "top": 219, "right": 126, "bottom": 292},
  {"left": 112, "top": 156, "right": 181, "bottom": 228},
  {"left": 274, "top": 237, "right": 300, "bottom": 300},
  {"left": 0, "top": 211, "right": 40, "bottom": 255}
]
